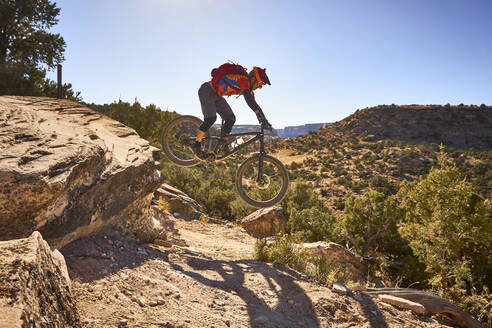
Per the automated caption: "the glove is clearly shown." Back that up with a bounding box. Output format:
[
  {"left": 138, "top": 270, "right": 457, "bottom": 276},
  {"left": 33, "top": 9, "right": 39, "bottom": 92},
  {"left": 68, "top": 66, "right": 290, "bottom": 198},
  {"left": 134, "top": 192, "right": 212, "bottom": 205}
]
[
  {"left": 261, "top": 120, "right": 272, "bottom": 131},
  {"left": 256, "top": 114, "right": 272, "bottom": 130}
]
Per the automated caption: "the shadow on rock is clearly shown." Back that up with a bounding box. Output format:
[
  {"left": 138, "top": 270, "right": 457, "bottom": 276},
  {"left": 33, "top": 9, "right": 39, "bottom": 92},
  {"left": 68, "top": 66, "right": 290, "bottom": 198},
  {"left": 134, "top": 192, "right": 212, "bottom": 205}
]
[
  {"left": 61, "top": 230, "right": 171, "bottom": 282},
  {"left": 350, "top": 293, "right": 389, "bottom": 328},
  {"left": 175, "top": 254, "right": 320, "bottom": 328},
  {"left": 61, "top": 229, "right": 320, "bottom": 327}
]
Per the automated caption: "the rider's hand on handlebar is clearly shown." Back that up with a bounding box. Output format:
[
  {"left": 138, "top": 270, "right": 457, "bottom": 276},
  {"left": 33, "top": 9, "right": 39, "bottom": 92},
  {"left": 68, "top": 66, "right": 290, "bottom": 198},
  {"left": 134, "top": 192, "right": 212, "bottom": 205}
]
[
  {"left": 257, "top": 114, "right": 272, "bottom": 131},
  {"left": 261, "top": 120, "right": 273, "bottom": 131}
]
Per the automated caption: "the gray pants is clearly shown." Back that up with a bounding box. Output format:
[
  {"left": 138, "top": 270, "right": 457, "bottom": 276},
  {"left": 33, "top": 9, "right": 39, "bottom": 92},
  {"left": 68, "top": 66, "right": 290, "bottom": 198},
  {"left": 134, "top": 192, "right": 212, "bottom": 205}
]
[{"left": 198, "top": 82, "right": 236, "bottom": 135}]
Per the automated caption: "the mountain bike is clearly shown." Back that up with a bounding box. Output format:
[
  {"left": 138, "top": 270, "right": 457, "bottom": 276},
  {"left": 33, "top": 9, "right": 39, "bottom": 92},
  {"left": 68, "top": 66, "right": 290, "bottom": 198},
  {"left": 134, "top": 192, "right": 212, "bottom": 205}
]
[{"left": 160, "top": 115, "right": 289, "bottom": 208}]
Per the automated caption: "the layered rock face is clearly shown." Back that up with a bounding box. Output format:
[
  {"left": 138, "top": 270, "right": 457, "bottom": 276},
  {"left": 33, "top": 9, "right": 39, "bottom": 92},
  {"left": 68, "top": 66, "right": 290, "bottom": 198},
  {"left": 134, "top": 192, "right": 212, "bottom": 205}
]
[
  {"left": 332, "top": 105, "right": 492, "bottom": 150},
  {"left": 0, "top": 96, "right": 163, "bottom": 248},
  {"left": 0, "top": 231, "right": 80, "bottom": 327},
  {"left": 154, "top": 183, "right": 203, "bottom": 220}
]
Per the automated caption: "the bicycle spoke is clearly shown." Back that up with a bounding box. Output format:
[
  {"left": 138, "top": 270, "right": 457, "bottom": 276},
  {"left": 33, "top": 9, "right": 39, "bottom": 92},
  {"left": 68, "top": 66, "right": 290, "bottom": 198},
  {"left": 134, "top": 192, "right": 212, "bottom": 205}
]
[
  {"left": 238, "top": 157, "right": 285, "bottom": 203},
  {"left": 167, "top": 121, "right": 199, "bottom": 161}
]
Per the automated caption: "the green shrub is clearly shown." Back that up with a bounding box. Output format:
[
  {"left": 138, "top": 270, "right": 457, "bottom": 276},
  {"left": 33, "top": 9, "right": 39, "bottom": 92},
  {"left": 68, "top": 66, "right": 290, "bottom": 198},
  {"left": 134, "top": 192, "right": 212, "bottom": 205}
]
[
  {"left": 203, "top": 187, "right": 236, "bottom": 220},
  {"left": 369, "top": 175, "right": 396, "bottom": 196},
  {"left": 289, "top": 162, "right": 301, "bottom": 170},
  {"left": 334, "top": 198, "right": 345, "bottom": 211},
  {"left": 255, "top": 234, "right": 353, "bottom": 286},
  {"left": 286, "top": 207, "right": 338, "bottom": 242},
  {"left": 362, "top": 152, "right": 376, "bottom": 163},
  {"left": 397, "top": 157, "right": 492, "bottom": 294},
  {"left": 161, "top": 162, "right": 202, "bottom": 197},
  {"left": 282, "top": 183, "right": 324, "bottom": 211},
  {"left": 332, "top": 165, "right": 348, "bottom": 177},
  {"left": 336, "top": 176, "right": 352, "bottom": 189},
  {"left": 308, "top": 255, "right": 353, "bottom": 286},
  {"left": 230, "top": 198, "right": 256, "bottom": 220},
  {"left": 254, "top": 234, "right": 307, "bottom": 272},
  {"left": 342, "top": 191, "right": 405, "bottom": 257},
  {"left": 282, "top": 183, "right": 342, "bottom": 243},
  {"left": 355, "top": 161, "right": 364, "bottom": 171},
  {"left": 351, "top": 180, "right": 368, "bottom": 193}
]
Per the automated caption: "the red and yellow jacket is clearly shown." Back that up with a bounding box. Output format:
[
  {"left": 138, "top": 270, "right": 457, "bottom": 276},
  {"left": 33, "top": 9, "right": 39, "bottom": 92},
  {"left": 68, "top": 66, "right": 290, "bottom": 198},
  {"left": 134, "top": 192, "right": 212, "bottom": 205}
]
[{"left": 211, "top": 73, "right": 253, "bottom": 98}]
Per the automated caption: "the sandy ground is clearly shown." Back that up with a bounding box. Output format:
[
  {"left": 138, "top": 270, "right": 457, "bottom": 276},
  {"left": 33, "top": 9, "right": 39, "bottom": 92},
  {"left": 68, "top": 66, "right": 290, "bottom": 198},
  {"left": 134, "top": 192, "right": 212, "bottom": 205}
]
[
  {"left": 62, "top": 216, "right": 447, "bottom": 328},
  {"left": 271, "top": 149, "right": 312, "bottom": 166}
]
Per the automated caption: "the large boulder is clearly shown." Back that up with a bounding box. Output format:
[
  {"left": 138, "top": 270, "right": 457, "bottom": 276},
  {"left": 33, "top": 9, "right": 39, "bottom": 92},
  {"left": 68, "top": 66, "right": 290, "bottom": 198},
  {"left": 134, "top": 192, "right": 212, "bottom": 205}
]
[
  {"left": 0, "top": 231, "right": 80, "bottom": 327},
  {"left": 154, "top": 183, "right": 203, "bottom": 220},
  {"left": 299, "top": 241, "right": 367, "bottom": 281},
  {"left": 241, "top": 205, "right": 285, "bottom": 238},
  {"left": 0, "top": 96, "right": 163, "bottom": 248}
]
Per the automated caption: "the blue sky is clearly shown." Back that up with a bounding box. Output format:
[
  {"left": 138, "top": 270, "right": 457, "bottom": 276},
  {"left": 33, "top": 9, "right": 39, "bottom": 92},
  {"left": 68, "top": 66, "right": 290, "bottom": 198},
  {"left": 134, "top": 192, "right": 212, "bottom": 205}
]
[{"left": 49, "top": 0, "right": 492, "bottom": 128}]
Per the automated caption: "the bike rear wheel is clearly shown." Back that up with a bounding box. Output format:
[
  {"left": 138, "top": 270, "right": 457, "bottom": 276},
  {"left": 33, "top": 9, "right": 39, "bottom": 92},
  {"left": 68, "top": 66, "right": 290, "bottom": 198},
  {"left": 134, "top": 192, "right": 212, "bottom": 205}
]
[
  {"left": 236, "top": 154, "right": 289, "bottom": 208},
  {"left": 160, "top": 115, "right": 211, "bottom": 167}
]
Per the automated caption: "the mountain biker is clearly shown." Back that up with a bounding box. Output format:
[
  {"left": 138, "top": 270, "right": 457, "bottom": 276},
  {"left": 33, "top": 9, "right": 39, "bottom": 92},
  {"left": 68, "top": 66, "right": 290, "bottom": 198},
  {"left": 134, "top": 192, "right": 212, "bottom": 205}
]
[{"left": 192, "top": 65, "right": 272, "bottom": 160}]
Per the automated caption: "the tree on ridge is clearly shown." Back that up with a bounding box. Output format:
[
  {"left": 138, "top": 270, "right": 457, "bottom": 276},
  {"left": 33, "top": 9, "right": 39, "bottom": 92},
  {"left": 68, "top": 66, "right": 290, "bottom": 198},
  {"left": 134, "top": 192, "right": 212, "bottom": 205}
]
[{"left": 0, "top": 0, "right": 79, "bottom": 99}]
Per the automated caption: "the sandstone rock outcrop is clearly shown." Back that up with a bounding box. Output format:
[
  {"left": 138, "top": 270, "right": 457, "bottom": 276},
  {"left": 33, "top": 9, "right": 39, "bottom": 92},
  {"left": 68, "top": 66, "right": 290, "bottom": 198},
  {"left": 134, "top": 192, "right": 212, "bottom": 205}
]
[
  {"left": 241, "top": 205, "right": 285, "bottom": 237},
  {"left": 154, "top": 183, "right": 203, "bottom": 220},
  {"left": 0, "top": 231, "right": 80, "bottom": 327},
  {"left": 0, "top": 96, "right": 163, "bottom": 248},
  {"left": 300, "top": 241, "right": 367, "bottom": 281}
]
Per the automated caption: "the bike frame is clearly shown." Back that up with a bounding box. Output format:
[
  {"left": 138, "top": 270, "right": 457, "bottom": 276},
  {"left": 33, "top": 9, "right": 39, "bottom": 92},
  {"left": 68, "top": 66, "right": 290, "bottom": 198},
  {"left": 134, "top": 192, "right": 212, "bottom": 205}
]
[{"left": 205, "top": 124, "right": 269, "bottom": 181}]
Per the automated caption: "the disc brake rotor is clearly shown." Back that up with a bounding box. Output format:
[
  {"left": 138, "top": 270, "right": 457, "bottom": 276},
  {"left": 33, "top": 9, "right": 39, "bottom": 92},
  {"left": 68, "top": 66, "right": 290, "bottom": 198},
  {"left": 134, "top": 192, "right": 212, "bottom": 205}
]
[
  {"left": 178, "top": 133, "right": 192, "bottom": 147},
  {"left": 255, "top": 174, "right": 271, "bottom": 189}
]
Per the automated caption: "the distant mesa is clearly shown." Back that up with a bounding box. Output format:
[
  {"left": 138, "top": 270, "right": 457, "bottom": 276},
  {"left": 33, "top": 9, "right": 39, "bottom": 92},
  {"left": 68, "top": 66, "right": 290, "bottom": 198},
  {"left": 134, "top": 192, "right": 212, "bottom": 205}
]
[
  {"left": 276, "top": 123, "right": 331, "bottom": 139},
  {"left": 310, "top": 105, "right": 492, "bottom": 151},
  {"left": 212, "top": 123, "right": 331, "bottom": 139}
]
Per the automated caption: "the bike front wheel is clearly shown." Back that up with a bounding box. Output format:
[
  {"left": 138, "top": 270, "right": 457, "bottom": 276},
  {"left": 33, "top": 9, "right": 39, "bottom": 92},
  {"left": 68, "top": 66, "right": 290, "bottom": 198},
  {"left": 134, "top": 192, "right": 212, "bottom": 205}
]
[
  {"left": 236, "top": 154, "right": 289, "bottom": 208},
  {"left": 160, "top": 115, "right": 211, "bottom": 167}
]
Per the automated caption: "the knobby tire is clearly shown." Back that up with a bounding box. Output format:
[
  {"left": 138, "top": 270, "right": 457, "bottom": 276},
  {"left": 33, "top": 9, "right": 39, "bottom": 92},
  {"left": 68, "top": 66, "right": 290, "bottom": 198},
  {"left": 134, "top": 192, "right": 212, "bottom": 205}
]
[
  {"left": 235, "top": 154, "right": 289, "bottom": 207},
  {"left": 160, "top": 115, "right": 210, "bottom": 167}
]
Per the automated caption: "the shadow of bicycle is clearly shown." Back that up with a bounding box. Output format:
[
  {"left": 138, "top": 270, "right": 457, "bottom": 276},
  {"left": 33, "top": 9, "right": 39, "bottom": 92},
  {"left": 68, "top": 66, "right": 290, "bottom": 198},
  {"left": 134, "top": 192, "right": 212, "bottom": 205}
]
[{"left": 171, "top": 253, "right": 320, "bottom": 327}]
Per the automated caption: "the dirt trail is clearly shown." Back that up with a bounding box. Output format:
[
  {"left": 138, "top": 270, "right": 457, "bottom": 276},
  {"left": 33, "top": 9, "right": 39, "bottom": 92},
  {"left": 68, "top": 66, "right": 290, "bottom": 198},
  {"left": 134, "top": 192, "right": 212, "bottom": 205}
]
[{"left": 62, "top": 216, "right": 446, "bottom": 328}]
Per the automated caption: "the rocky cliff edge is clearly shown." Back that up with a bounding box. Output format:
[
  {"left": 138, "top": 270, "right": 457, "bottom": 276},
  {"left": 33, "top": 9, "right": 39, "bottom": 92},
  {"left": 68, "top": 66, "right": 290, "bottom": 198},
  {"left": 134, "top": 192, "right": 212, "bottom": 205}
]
[
  {"left": 0, "top": 231, "right": 80, "bottom": 327},
  {"left": 0, "top": 96, "right": 163, "bottom": 248}
]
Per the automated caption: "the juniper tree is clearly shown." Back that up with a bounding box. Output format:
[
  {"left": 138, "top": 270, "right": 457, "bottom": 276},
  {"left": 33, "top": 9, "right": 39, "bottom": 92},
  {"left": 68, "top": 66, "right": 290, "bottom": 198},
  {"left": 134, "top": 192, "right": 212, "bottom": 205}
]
[
  {"left": 397, "top": 151, "right": 492, "bottom": 293},
  {"left": 0, "top": 0, "right": 78, "bottom": 98}
]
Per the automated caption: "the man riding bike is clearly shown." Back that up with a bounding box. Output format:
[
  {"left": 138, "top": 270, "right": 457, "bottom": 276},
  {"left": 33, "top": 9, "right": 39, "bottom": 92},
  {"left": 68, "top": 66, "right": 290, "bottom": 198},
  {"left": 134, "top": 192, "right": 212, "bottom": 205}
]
[{"left": 193, "top": 64, "right": 272, "bottom": 160}]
